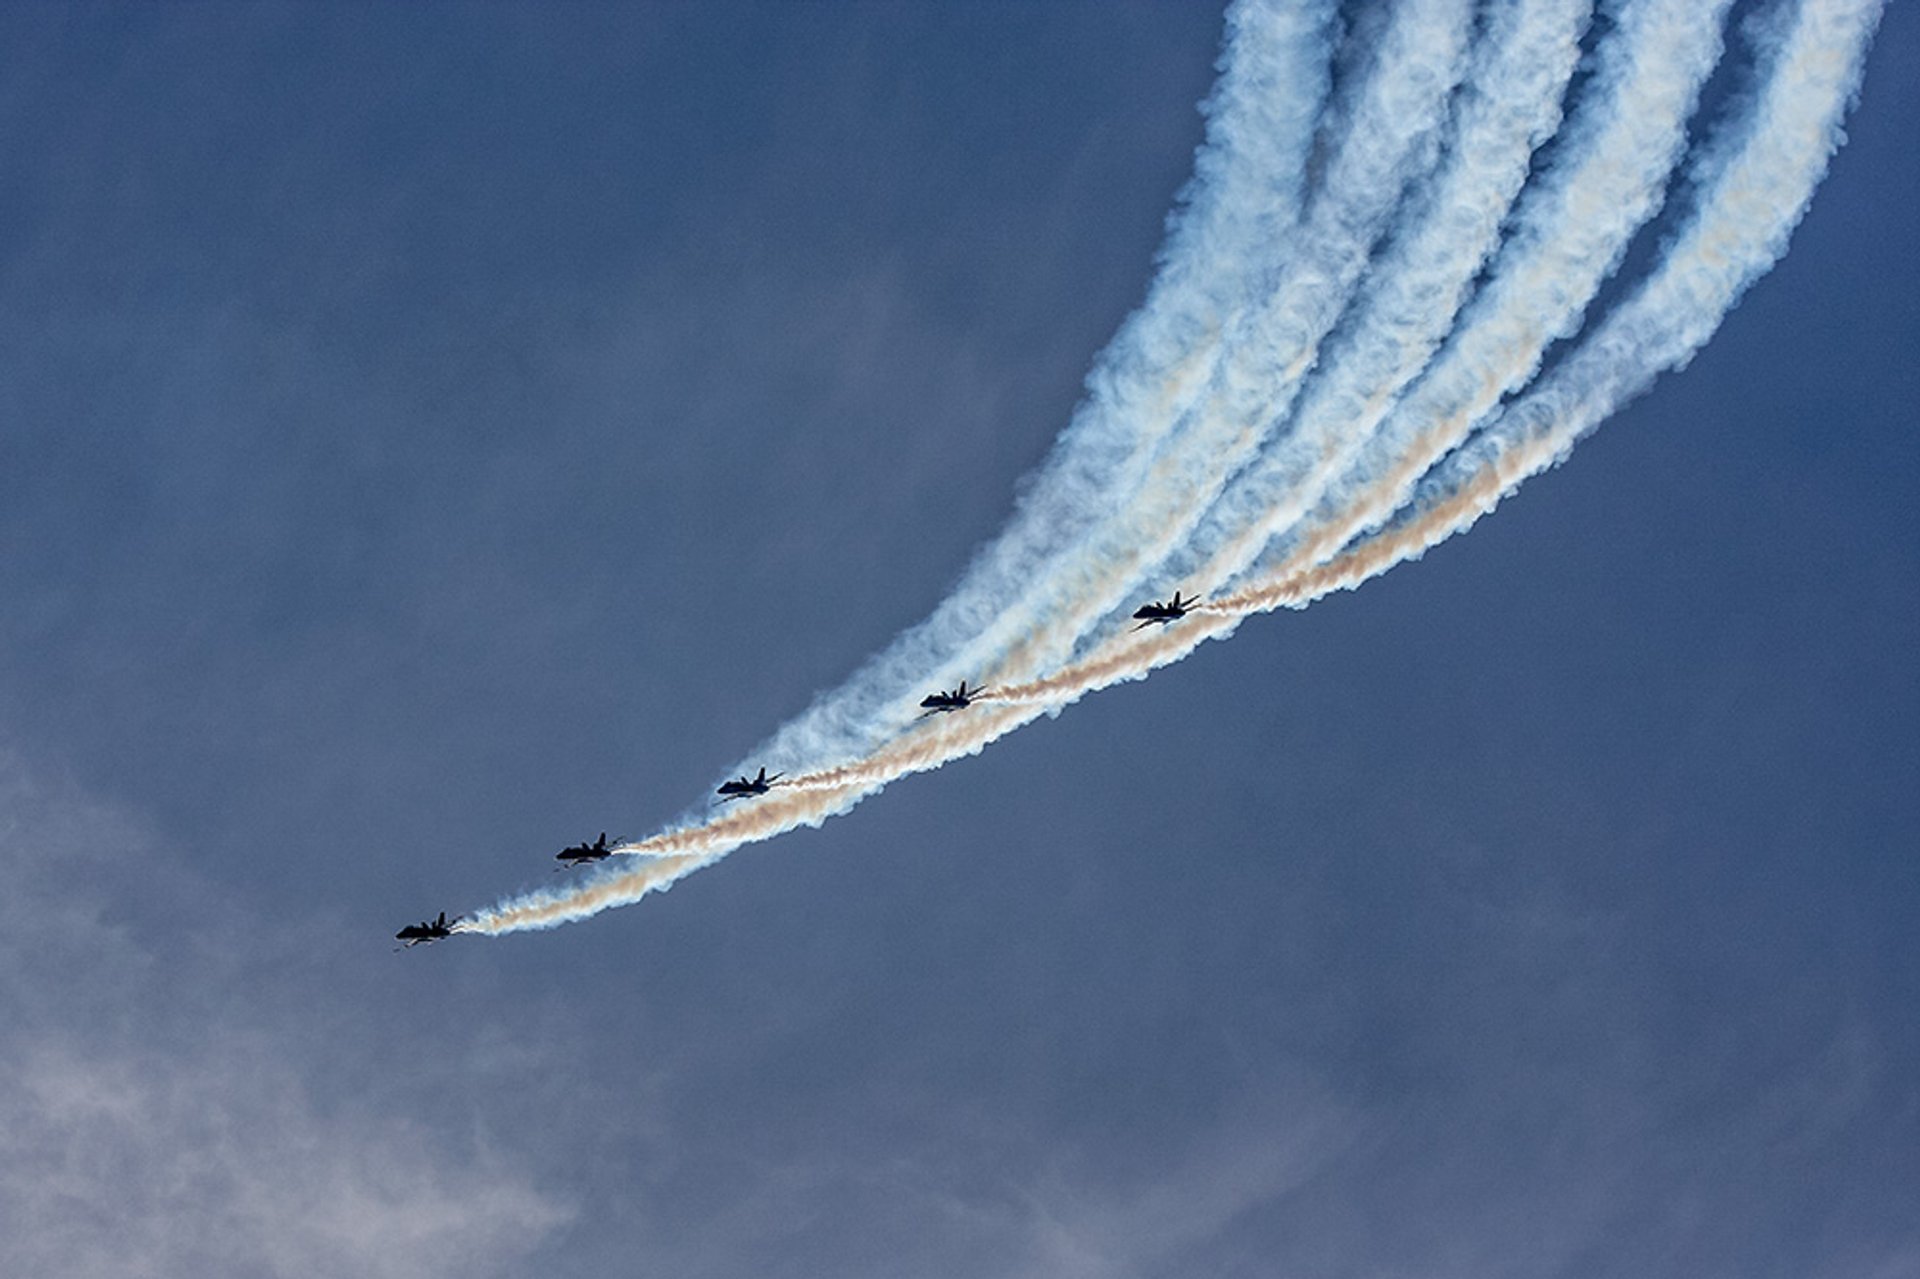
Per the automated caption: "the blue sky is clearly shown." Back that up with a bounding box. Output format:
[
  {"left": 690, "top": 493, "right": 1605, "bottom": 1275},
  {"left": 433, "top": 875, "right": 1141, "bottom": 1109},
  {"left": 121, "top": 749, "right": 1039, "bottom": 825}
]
[{"left": 1, "top": 3, "right": 1914, "bottom": 1275}]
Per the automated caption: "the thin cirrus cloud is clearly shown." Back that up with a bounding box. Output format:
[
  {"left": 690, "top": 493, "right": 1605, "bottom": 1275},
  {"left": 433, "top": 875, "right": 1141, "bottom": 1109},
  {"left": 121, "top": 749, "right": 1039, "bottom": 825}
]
[{"left": 0, "top": 750, "right": 570, "bottom": 1279}]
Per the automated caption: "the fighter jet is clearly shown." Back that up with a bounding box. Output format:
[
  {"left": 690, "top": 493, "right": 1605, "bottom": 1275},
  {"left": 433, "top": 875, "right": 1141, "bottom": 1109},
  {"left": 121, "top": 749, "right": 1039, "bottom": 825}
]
[
  {"left": 395, "top": 911, "right": 456, "bottom": 948},
  {"left": 920, "top": 680, "right": 990, "bottom": 714},
  {"left": 1131, "top": 590, "right": 1202, "bottom": 630},
  {"left": 555, "top": 832, "right": 619, "bottom": 867},
  {"left": 716, "top": 766, "right": 782, "bottom": 802}
]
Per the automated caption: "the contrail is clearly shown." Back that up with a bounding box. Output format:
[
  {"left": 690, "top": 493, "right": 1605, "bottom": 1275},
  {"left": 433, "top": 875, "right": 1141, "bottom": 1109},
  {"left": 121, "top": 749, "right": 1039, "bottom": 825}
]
[{"left": 462, "top": 0, "right": 1878, "bottom": 937}]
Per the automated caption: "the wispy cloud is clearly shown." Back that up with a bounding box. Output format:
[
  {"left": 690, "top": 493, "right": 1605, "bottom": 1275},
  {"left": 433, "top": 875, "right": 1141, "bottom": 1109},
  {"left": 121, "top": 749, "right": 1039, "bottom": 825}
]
[
  {"left": 0, "top": 748, "right": 571, "bottom": 1278},
  {"left": 0, "top": 1040, "right": 567, "bottom": 1279}
]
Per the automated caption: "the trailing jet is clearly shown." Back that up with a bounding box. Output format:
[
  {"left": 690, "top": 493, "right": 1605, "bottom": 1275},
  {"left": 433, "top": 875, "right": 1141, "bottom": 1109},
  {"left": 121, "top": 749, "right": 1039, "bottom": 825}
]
[
  {"left": 395, "top": 911, "right": 456, "bottom": 948},
  {"left": 1131, "top": 591, "right": 1202, "bottom": 630},
  {"left": 716, "top": 766, "right": 781, "bottom": 802},
  {"left": 920, "top": 680, "right": 990, "bottom": 714},
  {"left": 555, "top": 832, "right": 619, "bottom": 867}
]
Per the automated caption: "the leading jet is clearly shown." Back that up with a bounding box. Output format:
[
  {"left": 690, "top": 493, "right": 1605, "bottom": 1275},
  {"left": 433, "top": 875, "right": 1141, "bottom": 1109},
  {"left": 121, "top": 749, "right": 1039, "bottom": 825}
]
[
  {"left": 1131, "top": 590, "right": 1202, "bottom": 630},
  {"left": 555, "top": 832, "right": 619, "bottom": 868},
  {"left": 395, "top": 911, "right": 456, "bottom": 948},
  {"left": 920, "top": 680, "right": 990, "bottom": 714},
  {"left": 716, "top": 767, "right": 782, "bottom": 802}
]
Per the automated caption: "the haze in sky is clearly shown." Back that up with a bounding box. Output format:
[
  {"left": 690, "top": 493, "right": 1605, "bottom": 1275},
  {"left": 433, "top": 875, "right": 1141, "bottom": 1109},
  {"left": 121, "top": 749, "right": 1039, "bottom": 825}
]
[{"left": 1, "top": 3, "right": 1914, "bottom": 1276}]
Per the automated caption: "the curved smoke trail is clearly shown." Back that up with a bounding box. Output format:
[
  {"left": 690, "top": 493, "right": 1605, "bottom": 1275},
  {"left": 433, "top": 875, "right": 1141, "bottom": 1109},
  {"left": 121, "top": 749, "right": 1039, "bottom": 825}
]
[
  {"left": 742, "top": 0, "right": 1340, "bottom": 772},
  {"left": 1235, "top": 0, "right": 1886, "bottom": 614},
  {"left": 461, "top": 0, "right": 1881, "bottom": 938},
  {"left": 1210, "top": 0, "right": 1730, "bottom": 608},
  {"left": 753, "top": 0, "right": 1477, "bottom": 765},
  {"left": 1144, "top": 0, "right": 1591, "bottom": 623},
  {"left": 981, "top": 0, "right": 1475, "bottom": 686}
]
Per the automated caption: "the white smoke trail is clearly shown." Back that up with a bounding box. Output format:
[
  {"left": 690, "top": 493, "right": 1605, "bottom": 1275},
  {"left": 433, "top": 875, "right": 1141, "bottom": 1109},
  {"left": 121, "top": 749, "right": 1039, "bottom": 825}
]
[
  {"left": 1226, "top": 0, "right": 1887, "bottom": 616},
  {"left": 1146, "top": 0, "right": 1591, "bottom": 616},
  {"left": 751, "top": 0, "right": 1466, "bottom": 780},
  {"left": 972, "top": 0, "right": 1475, "bottom": 687},
  {"left": 1185, "top": 0, "right": 1731, "bottom": 621},
  {"left": 736, "top": 0, "right": 1339, "bottom": 775},
  {"left": 981, "top": 0, "right": 1717, "bottom": 700},
  {"left": 463, "top": 0, "right": 1878, "bottom": 937},
  {"left": 462, "top": 0, "right": 1694, "bottom": 929},
  {"left": 1003, "top": 0, "right": 1884, "bottom": 688}
]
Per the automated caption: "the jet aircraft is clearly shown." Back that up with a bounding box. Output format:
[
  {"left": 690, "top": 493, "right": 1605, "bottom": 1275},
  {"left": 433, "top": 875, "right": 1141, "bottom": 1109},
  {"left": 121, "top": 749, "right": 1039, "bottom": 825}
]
[
  {"left": 555, "top": 832, "right": 619, "bottom": 867},
  {"left": 716, "top": 766, "right": 782, "bottom": 802},
  {"left": 920, "top": 680, "right": 990, "bottom": 714},
  {"left": 1131, "top": 590, "right": 1202, "bottom": 630},
  {"left": 395, "top": 911, "right": 456, "bottom": 948}
]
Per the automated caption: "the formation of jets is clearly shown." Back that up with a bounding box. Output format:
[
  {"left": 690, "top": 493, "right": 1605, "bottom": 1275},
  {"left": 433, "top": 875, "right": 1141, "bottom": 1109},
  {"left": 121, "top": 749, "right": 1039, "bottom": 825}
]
[
  {"left": 1131, "top": 591, "right": 1202, "bottom": 630},
  {"left": 716, "top": 766, "right": 781, "bottom": 802},
  {"left": 398, "top": 591, "right": 1201, "bottom": 947}
]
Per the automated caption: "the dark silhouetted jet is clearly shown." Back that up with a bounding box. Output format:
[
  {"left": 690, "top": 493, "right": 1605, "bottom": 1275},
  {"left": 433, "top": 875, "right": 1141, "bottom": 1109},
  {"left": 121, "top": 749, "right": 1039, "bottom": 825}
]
[
  {"left": 395, "top": 911, "right": 455, "bottom": 948},
  {"left": 716, "top": 767, "right": 781, "bottom": 802},
  {"left": 555, "top": 832, "right": 619, "bottom": 867},
  {"left": 920, "top": 680, "right": 989, "bottom": 714},
  {"left": 1131, "top": 591, "right": 1202, "bottom": 630}
]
